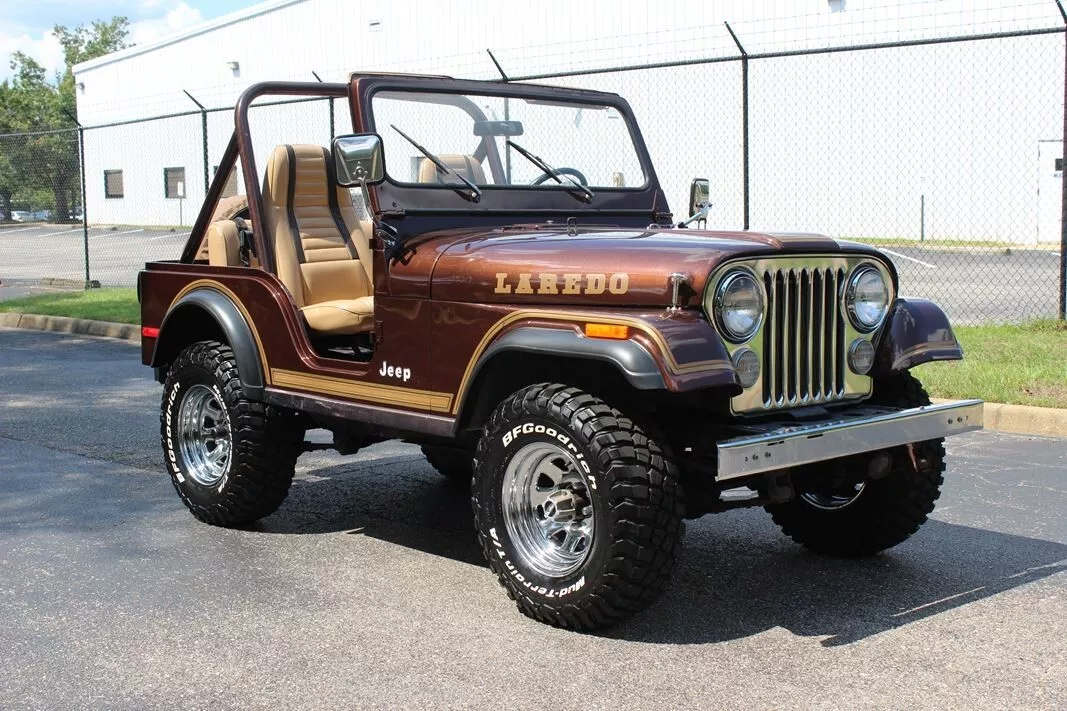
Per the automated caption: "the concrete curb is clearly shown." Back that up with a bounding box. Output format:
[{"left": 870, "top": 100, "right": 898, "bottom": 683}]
[
  {"left": 1, "top": 312, "right": 1064, "bottom": 437},
  {"left": 0, "top": 312, "right": 140, "bottom": 342},
  {"left": 977, "top": 402, "right": 1067, "bottom": 439}
]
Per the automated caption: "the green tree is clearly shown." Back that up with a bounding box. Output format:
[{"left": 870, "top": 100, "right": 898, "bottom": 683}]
[{"left": 0, "top": 17, "right": 129, "bottom": 222}]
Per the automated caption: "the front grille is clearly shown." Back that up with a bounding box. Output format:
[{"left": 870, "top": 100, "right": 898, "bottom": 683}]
[{"left": 761, "top": 266, "right": 846, "bottom": 408}]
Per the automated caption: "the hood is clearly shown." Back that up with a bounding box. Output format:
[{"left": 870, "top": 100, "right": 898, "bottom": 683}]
[{"left": 418, "top": 226, "right": 885, "bottom": 307}]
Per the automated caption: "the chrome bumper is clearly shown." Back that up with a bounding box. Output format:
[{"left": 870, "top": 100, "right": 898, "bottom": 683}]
[{"left": 717, "top": 399, "right": 984, "bottom": 482}]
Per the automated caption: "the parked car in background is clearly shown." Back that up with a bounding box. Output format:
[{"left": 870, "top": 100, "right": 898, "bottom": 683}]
[{"left": 9, "top": 210, "right": 50, "bottom": 223}]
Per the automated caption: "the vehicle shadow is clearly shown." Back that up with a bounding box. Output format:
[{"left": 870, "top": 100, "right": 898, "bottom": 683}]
[
  {"left": 257, "top": 453, "right": 487, "bottom": 567},
  {"left": 257, "top": 453, "right": 1067, "bottom": 646}
]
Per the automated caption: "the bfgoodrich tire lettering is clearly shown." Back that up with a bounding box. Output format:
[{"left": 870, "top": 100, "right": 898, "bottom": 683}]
[
  {"left": 765, "top": 371, "right": 946, "bottom": 556},
  {"left": 472, "top": 383, "right": 684, "bottom": 630},
  {"left": 161, "top": 340, "right": 303, "bottom": 526}
]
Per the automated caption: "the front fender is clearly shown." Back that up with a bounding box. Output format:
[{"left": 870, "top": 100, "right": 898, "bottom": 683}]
[
  {"left": 152, "top": 287, "right": 265, "bottom": 400},
  {"left": 873, "top": 298, "right": 963, "bottom": 375},
  {"left": 472, "top": 326, "right": 667, "bottom": 391}
]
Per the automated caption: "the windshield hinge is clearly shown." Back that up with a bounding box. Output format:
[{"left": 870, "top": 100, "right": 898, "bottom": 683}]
[{"left": 380, "top": 208, "right": 406, "bottom": 219}]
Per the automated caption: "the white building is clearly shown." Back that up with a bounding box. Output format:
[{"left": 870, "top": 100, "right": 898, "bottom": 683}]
[{"left": 73, "top": 0, "right": 1064, "bottom": 243}]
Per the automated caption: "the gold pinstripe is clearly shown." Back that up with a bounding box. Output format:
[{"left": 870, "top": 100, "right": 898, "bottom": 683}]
[
  {"left": 271, "top": 369, "right": 453, "bottom": 412},
  {"left": 168, "top": 279, "right": 272, "bottom": 384},
  {"left": 449, "top": 309, "right": 728, "bottom": 415},
  {"left": 168, "top": 282, "right": 726, "bottom": 419}
]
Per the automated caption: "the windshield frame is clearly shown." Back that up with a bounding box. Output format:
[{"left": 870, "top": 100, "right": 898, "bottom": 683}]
[{"left": 352, "top": 75, "right": 664, "bottom": 217}]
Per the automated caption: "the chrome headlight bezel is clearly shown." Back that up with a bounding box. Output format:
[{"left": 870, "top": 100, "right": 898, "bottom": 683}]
[
  {"left": 709, "top": 269, "right": 765, "bottom": 343},
  {"left": 845, "top": 265, "right": 889, "bottom": 332}
]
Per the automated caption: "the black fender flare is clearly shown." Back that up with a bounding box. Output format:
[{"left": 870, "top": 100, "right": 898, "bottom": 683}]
[
  {"left": 153, "top": 287, "right": 265, "bottom": 400},
  {"left": 873, "top": 297, "right": 964, "bottom": 375},
  {"left": 470, "top": 326, "right": 667, "bottom": 391}
]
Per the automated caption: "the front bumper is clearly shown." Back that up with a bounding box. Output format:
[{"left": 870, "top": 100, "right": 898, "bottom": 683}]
[{"left": 717, "top": 399, "right": 984, "bottom": 482}]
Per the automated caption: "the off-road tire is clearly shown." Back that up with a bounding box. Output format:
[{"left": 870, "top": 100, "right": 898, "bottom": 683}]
[
  {"left": 472, "top": 383, "right": 685, "bottom": 630},
  {"left": 765, "top": 371, "right": 946, "bottom": 557},
  {"left": 421, "top": 444, "right": 474, "bottom": 484},
  {"left": 161, "top": 340, "right": 303, "bottom": 526}
]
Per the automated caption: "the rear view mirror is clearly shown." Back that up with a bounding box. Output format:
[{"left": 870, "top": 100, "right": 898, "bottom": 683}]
[
  {"left": 689, "top": 178, "right": 710, "bottom": 217},
  {"left": 473, "top": 120, "right": 524, "bottom": 137},
  {"left": 333, "top": 134, "right": 385, "bottom": 186}
]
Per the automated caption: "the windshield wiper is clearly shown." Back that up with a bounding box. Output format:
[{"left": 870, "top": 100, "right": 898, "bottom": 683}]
[
  {"left": 506, "top": 139, "right": 595, "bottom": 203},
  {"left": 390, "top": 124, "right": 482, "bottom": 203}
]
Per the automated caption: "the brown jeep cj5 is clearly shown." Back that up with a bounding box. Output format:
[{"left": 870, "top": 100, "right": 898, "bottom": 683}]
[{"left": 139, "top": 74, "right": 983, "bottom": 630}]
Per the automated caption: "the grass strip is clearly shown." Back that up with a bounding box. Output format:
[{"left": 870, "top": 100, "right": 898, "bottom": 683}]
[
  {"left": 0, "top": 288, "right": 139, "bottom": 325},
  {"left": 916, "top": 320, "right": 1066, "bottom": 409}
]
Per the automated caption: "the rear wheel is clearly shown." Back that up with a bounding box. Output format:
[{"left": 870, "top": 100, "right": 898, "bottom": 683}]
[
  {"left": 161, "top": 340, "right": 303, "bottom": 526},
  {"left": 472, "top": 383, "right": 684, "bottom": 630},
  {"left": 765, "top": 371, "right": 946, "bottom": 556},
  {"left": 421, "top": 444, "right": 474, "bottom": 484}
]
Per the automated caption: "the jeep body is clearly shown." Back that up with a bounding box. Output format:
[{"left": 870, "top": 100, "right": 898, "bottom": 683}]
[{"left": 139, "top": 74, "right": 982, "bottom": 630}]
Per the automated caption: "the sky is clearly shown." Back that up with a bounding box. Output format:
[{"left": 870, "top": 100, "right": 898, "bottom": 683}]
[{"left": 0, "top": 0, "right": 259, "bottom": 82}]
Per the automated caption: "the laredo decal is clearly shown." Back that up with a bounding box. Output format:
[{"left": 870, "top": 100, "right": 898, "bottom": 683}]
[{"left": 494, "top": 272, "right": 629, "bottom": 296}]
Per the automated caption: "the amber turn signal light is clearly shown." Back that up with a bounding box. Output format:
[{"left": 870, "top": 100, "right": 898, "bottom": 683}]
[{"left": 584, "top": 323, "right": 630, "bottom": 340}]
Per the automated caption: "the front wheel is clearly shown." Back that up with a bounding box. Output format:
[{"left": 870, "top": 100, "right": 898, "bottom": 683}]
[
  {"left": 472, "top": 383, "right": 684, "bottom": 630},
  {"left": 765, "top": 371, "right": 946, "bottom": 556},
  {"left": 161, "top": 340, "right": 303, "bottom": 527}
]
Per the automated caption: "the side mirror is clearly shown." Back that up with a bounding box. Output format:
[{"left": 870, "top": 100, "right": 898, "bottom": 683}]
[
  {"left": 689, "top": 178, "right": 710, "bottom": 217},
  {"left": 332, "top": 134, "right": 385, "bottom": 186}
]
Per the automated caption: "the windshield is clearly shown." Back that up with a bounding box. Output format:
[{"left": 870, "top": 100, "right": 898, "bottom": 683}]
[{"left": 370, "top": 90, "right": 647, "bottom": 190}]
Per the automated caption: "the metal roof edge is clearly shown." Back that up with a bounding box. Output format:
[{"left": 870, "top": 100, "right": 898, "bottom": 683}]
[{"left": 73, "top": 0, "right": 309, "bottom": 75}]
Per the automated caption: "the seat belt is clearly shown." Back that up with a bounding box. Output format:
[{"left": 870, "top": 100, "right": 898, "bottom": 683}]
[{"left": 233, "top": 217, "right": 254, "bottom": 267}]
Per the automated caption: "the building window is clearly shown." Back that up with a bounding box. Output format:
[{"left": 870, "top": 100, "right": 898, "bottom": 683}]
[
  {"left": 164, "top": 167, "right": 186, "bottom": 198},
  {"left": 213, "top": 164, "right": 240, "bottom": 198},
  {"left": 104, "top": 170, "right": 124, "bottom": 199}
]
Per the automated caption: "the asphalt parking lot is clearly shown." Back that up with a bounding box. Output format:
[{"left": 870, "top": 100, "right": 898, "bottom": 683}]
[
  {"left": 0, "top": 223, "right": 1062, "bottom": 323},
  {"left": 1, "top": 328, "right": 1064, "bottom": 709},
  {"left": 0, "top": 223, "right": 188, "bottom": 287}
]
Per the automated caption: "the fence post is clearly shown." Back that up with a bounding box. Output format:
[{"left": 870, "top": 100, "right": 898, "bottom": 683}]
[
  {"left": 725, "top": 22, "right": 750, "bottom": 230},
  {"left": 183, "top": 90, "right": 209, "bottom": 195},
  {"left": 921, "top": 194, "right": 926, "bottom": 242},
  {"left": 78, "top": 125, "right": 91, "bottom": 288},
  {"left": 1059, "top": 2, "right": 1067, "bottom": 318},
  {"left": 312, "top": 72, "right": 335, "bottom": 139}
]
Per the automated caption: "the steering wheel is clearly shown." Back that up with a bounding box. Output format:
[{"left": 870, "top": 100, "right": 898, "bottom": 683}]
[{"left": 531, "top": 167, "right": 589, "bottom": 186}]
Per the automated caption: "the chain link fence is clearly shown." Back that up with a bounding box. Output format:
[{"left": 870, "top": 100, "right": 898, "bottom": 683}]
[{"left": 0, "top": 23, "right": 1064, "bottom": 324}]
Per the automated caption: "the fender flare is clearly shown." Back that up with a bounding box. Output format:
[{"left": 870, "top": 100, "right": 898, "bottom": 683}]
[
  {"left": 873, "top": 297, "right": 964, "bottom": 375},
  {"left": 469, "top": 326, "right": 667, "bottom": 391},
  {"left": 153, "top": 287, "right": 265, "bottom": 400}
]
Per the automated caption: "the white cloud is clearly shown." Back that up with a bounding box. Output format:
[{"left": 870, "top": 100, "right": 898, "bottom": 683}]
[
  {"left": 0, "top": 1, "right": 207, "bottom": 83},
  {"left": 129, "top": 2, "right": 205, "bottom": 47},
  {"left": 0, "top": 29, "right": 65, "bottom": 82}
]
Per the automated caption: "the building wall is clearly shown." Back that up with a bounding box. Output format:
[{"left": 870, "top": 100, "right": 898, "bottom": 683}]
[{"left": 74, "top": 0, "right": 1065, "bottom": 242}]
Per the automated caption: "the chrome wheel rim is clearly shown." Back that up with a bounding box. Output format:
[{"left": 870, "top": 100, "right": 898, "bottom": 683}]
[
  {"left": 177, "top": 384, "right": 232, "bottom": 487},
  {"left": 501, "top": 440, "right": 595, "bottom": 578},
  {"left": 801, "top": 482, "right": 866, "bottom": 510}
]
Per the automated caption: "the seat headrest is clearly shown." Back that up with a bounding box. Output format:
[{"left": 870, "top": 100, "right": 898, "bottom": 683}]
[{"left": 264, "top": 144, "right": 332, "bottom": 208}]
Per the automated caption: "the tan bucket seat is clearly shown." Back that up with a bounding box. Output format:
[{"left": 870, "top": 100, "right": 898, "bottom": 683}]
[
  {"left": 417, "top": 155, "right": 486, "bottom": 184},
  {"left": 262, "top": 144, "right": 375, "bottom": 336}
]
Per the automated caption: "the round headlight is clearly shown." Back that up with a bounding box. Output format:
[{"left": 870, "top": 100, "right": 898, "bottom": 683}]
[
  {"left": 712, "top": 270, "right": 764, "bottom": 342},
  {"left": 846, "top": 266, "right": 889, "bottom": 331}
]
